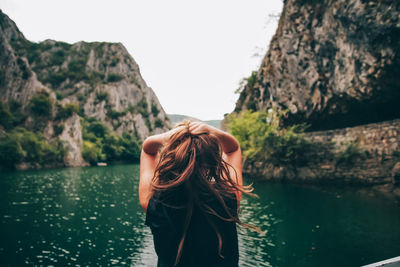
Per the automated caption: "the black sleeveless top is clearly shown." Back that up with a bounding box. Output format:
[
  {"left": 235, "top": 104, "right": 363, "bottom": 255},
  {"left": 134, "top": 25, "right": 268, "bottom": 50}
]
[{"left": 145, "top": 191, "right": 239, "bottom": 267}]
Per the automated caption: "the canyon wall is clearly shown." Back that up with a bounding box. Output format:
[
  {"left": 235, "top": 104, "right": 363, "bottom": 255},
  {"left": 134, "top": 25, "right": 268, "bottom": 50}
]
[
  {"left": 235, "top": 0, "right": 400, "bottom": 130},
  {"left": 0, "top": 10, "right": 171, "bottom": 168}
]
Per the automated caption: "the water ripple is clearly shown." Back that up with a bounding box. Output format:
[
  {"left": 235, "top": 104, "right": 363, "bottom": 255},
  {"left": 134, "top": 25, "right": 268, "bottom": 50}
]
[{"left": 1, "top": 166, "right": 400, "bottom": 266}]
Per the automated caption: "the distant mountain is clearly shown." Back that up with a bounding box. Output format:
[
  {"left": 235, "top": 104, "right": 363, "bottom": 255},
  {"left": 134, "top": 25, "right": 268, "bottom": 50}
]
[
  {"left": 203, "top": 120, "right": 222, "bottom": 129},
  {"left": 168, "top": 114, "right": 222, "bottom": 129},
  {"left": 168, "top": 114, "right": 200, "bottom": 124}
]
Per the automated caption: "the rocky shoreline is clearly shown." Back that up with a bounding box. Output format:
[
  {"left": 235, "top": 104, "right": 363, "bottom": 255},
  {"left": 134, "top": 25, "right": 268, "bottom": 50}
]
[{"left": 243, "top": 119, "right": 400, "bottom": 199}]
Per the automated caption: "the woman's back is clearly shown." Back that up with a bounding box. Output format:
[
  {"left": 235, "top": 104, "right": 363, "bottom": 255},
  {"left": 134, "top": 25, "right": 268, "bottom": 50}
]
[
  {"left": 145, "top": 191, "right": 238, "bottom": 267},
  {"left": 139, "top": 121, "right": 251, "bottom": 266}
]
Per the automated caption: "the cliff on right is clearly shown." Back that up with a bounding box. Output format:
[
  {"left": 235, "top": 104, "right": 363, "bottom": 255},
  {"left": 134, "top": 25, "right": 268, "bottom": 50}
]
[
  {"left": 231, "top": 0, "right": 400, "bottom": 195},
  {"left": 235, "top": 0, "right": 400, "bottom": 131}
]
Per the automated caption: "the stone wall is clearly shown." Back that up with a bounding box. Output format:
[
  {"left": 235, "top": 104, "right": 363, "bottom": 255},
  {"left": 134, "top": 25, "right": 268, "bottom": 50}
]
[
  {"left": 307, "top": 119, "right": 400, "bottom": 158},
  {"left": 244, "top": 119, "right": 400, "bottom": 189}
]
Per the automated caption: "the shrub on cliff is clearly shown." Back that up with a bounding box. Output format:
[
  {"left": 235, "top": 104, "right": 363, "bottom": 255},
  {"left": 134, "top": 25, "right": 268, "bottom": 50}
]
[
  {"left": 151, "top": 103, "right": 160, "bottom": 117},
  {"left": 154, "top": 118, "right": 164, "bottom": 128},
  {"left": 29, "top": 91, "right": 52, "bottom": 117},
  {"left": 227, "top": 110, "right": 310, "bottom": 166},
  {"left": 0, "top": 101, "right": 28, "bottom": 130},
  {"left": 137, "top": 97, "right": 149, "bottom": 118},
  {"left": 87, "top": 121, "right": 108, "bottom": 138},
  {"left": 107, "top": 109, "right": 127, "bottom": 120},
  {"left": 50, "top": 49, "right": 67, "bottom": 65},
  {"left": 95, "top": 91, "right": 109, "bottom": 104},
  {"left": 56, "top": 103, "right": 80, "bottom": 120},
  {"left": 53, "top": 124, "right": 64, "bottom": 136},
  {"left": 0, "top": 102, "right": 14, "bottom": 129},
  {"left": 107, "top": 73, "right": 124, "bottom": 83},
  {"left": 44, "top": 72, "right": 67, "bottom": 88},
  {"left": 0, "top": 136, "right": 25, "bottom": 168}
]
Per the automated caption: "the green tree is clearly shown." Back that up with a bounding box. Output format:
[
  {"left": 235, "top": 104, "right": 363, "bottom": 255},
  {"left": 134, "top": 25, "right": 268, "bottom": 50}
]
[
  {"left": 103, "top": 134, "right": 123, "bottom": 161},
  {"left": 137, "top": 97, "right": 149, "bottom": 117},
  {"left": 227, "top": 110, "right": 310, "bottom": 166},
  {"left": 29, "top": 91, "right": 52, "bottom": 117},
  {"left": 0, "top": 136, "right": 25, "bottom": 168},
  {"left": 96, "top": 91, "right": 109, "bottom": 103},
  {"left": 0, "top": 102, "right": 14, "bottom": 129},
  {"left": 107, "top": 73, "right": 124, "bottom": 83},
  {"left": 56, "top": 103, "right": 79, "bottom": 120},
  {"left": 119, "top": 132, "right": 140, "bottom": 162},
  {"left": 82, "top": 141, "right": 103, "bottom": 165},
  {"left": 151, "top": 103, "right": 160, "bottom": 116},
  {"left": 154, "top": 118, "right": 163, "bottom": 128},
  {"left": 88, "top": 121, "right": 108, "bottom": 138}
]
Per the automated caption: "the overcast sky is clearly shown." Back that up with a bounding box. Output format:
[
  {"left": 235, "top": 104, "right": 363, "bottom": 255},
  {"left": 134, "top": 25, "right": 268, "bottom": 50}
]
[{"left": 1, "top": 0, "right": 283, "bottom": 120}]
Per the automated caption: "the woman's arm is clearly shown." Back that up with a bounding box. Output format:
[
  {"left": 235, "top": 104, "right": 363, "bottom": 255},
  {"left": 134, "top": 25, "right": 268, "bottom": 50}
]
[
  {"left": 139, "top": 133, "right": 166, "bottom": 212},
  {"left": 139, "top": 126, "right": 185, "bottom": 212}
]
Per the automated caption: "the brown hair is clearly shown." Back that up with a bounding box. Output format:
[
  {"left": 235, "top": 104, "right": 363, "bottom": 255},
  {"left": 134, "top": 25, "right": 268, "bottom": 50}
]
[{"left": 151, "top": 121, "right": 256, "bottom": 266}]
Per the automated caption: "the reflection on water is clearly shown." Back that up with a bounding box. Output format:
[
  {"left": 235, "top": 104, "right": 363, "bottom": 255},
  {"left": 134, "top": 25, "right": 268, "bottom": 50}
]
[
  {"left": 0, "top": 164, "right": 400, "bottom": 266},
  {"left": 239, "top": 183, "right": 400, "bottom": 267},
  {"left": 0, "top": 165, "right": 156, "bottom": 266}
]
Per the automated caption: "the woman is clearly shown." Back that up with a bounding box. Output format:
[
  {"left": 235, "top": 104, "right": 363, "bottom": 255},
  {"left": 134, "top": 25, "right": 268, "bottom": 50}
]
[{"left": 139, "top": 121, "right": 254, "bottom": 267}]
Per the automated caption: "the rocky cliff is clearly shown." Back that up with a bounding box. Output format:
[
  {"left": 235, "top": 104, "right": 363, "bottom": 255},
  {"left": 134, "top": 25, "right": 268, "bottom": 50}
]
[
  {"left": 0, "top": 10, "right": 171, "bottom": 169},
  {"left": 235, "top": 0, "right": 400, "bottom": 130}
]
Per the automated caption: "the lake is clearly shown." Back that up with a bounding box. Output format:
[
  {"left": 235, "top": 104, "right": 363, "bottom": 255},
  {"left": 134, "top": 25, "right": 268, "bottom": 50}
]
[{"left": 0, "top": 164, "right": 399, "bottom": 266}]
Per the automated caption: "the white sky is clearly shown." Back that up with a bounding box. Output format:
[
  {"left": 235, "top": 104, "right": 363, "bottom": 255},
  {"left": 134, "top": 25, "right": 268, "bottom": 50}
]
[{"left": 1, "top": 0, "right": 283, "bottom": 120}]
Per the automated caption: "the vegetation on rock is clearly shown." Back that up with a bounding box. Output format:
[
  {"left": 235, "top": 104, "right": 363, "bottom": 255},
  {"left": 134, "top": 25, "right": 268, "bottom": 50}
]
[
  {"left": 0, "top": 127, "right": 66, "bottom": 169},
  {"left": 227, "top": 110, "right": 310, "bottom": 166},
  {"left": 81, "top": 118, "right": 141, "bottom": 165},
  {"left": 107, "top": 73, "right": 124, "bottom": 83},
  {"left": 29, "top": 91, "right": 52, "bottom": 118},
  {"left": 136, "top": 97, "right": 149, "bottom": 118},
  {"left": 1, "top": 10, "right": 170, "bottom": 169},
  {"left": 95, "top": 91, "right": 109, "bottom": 103},
  {"left": 56, "top": 103, "right": 80, "bottom": 120},
  {"left": 151, "top": 102, "right": 160, "bottom": 117}
]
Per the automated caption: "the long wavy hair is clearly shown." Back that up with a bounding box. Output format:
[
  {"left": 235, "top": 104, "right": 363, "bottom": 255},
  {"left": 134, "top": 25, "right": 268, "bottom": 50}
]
[{"left": 151, "top": 121, "right": 256, "bottom": 266}]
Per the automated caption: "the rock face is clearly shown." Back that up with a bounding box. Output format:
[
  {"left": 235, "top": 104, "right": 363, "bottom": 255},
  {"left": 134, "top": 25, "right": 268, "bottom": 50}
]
[
  {"left": 235, "top": 0, "right": 400, "bottom": 130},
  {"left": 20, "top": 39, "right": 170, "bottom": 140},
  {"left": 0, "top": 10, "right": 171, "bottom": 167},
  {"left": 59, "top": 114, "right": 85, "bottom": 166},
  {"left": 0, "top": 10, "right": 42, "bottom": 105}
]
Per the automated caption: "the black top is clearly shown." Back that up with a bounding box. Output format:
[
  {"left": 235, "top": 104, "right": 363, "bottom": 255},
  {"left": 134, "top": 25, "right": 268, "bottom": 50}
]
[{"left": 145, "top": 191, "right": 239, "bottom": 267}]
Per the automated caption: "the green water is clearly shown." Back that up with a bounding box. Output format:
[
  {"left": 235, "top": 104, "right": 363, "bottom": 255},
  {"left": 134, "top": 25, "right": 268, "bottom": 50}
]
[{"left": 0, "top": 164, "right": 399, "bottom": 266}]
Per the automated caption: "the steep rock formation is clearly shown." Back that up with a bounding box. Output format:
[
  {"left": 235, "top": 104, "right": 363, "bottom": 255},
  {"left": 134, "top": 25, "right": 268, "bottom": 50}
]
[
  {"left": 0, "top": 10, "right": 42, "bottom": 104},
  {"left": 0, "top": 10, "right": 171, "bottom": 168},
  {"left": 235, "top": 0, "right": 400, "bottom": 130},
  {"left": 18, "top": 39, "right": 170, "bottom": 140},
  {"left": 58, "top": 114, "right": 85, "bottom": 166}
]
